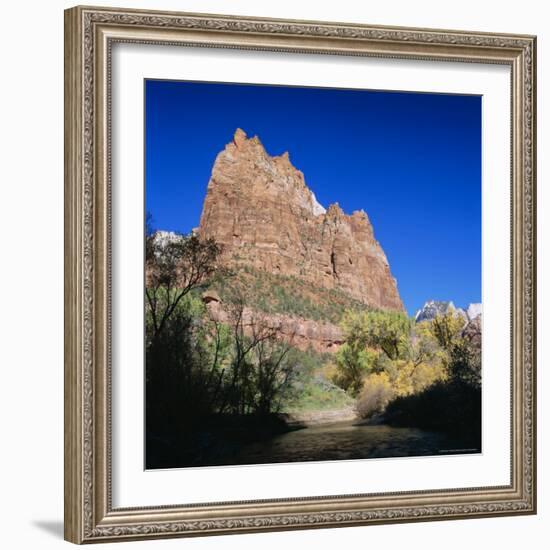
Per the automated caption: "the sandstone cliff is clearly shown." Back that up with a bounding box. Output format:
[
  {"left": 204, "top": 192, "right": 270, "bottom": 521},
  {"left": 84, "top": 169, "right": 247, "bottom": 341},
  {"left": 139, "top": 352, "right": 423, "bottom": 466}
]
[
  {"left": 203, "top": 291, "right": 344, "bottom": 353},
  {"left": 199, "top": 129, "right": 403, "bottom": 312}
]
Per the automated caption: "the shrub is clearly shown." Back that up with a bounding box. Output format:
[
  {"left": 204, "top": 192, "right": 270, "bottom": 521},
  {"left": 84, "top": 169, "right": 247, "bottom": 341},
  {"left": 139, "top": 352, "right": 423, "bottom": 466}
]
[{"left": 356, "top": 373, "right": 395, "bottom": 419}]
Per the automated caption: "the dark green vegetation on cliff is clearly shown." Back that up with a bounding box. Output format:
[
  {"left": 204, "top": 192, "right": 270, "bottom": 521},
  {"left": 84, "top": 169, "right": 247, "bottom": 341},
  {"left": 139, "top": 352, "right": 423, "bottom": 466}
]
[{"left": 214, "top": 265, "right": 370, "bottom": 324}]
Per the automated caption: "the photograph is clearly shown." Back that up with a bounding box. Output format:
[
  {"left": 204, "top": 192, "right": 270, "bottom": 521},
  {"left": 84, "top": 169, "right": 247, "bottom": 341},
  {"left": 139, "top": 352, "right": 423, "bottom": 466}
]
[{"left": 144, "top": 80, "right": 483, "bottom": 469}]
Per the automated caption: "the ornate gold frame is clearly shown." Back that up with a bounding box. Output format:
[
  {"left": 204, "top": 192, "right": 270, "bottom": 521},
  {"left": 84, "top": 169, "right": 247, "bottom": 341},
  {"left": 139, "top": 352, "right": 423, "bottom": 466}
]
[{"left": 64, "top": 5, "right": 537, "bottom": 544}]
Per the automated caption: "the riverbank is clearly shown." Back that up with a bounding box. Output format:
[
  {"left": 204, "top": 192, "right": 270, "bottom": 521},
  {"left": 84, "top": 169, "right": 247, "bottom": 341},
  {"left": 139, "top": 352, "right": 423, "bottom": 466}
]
[{"left": 282, "top": 406, "right": 357, "bottom": 427}]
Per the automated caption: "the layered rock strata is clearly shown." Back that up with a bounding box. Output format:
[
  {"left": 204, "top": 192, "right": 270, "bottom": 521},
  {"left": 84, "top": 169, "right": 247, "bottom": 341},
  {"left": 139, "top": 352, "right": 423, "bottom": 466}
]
[{"left": 199, "top": 129, "right": 403, "bottom": 312}]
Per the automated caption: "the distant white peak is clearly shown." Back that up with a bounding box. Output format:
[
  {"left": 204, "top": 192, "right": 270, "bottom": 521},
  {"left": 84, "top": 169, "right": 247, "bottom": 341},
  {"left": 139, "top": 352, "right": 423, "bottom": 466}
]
[
  {"left": 415, "top": 300, "right": 458, "bottom": 323},
  {"left": 466, "top": 303, "right": 482, "bottom": 320},
  {"left": 153, "top": 230, "right": 182, "bottom": 246}
]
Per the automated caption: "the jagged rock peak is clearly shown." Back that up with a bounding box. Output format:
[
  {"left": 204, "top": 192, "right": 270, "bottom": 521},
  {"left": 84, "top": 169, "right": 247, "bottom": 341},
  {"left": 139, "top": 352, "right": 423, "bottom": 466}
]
[
  {"left": 326, "top": 202, "right": 345, "bottom": 218},
  {"left": 199, "top": 130, "right": 404, "bottom": 311},
  {"left": 280, "top": 151, "right": 290, "bottom": 160},
  {"left": 215, "top": 129, "right": 326, "bottom": 217},
  {"left": 230, "top": 127, "right": 263, "bottom": 151},
  {"left": 352, "top": 209, "right": 370, "bottom": 220},
  {"left": 233, "top": 127, "right": 247, "bottom": 147}
]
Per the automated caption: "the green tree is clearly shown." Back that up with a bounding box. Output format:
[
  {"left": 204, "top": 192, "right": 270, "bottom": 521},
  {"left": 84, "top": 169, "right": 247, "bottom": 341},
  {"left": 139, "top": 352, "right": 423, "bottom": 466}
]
[
  {"left": 339, "top": 309, "right": 411, "bottom": 360},
  {"left": 334, "top": 342, "right": 376, "bottom": 396},
  {"left": 448, "top": 339, "right": 481, "bottom": 388},
  {"left": 430, "top": 312, "right": 465, "bottom": 351},
  {"left": 334, "top": 310, "right": 411, "bottom": 395},
  {"left": 218, "top": 298, "right": 296, "bottom": 415},
  {"left": 145, "top": 215, "right": 226, "bottom": 436},
  {"left": 420, "top": 312, "right": 480, "bottom": 385},
  {"left": 145, "top": 220, "right": 222, "bottom": 346},
  {"left": 360, "top": 310, "right": 412, "bottom": 361}
]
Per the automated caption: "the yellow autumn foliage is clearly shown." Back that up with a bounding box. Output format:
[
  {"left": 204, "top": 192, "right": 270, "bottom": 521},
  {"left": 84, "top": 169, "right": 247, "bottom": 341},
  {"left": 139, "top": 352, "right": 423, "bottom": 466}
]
[
  {"left": 334, "top": 309, "right": 464, "bottom": 419},
  {"left": 356, "top": 372, "right": 394, "bottom": 418},
  {"left": 391, "top": 359, "right": 448, "bottom": 397}
]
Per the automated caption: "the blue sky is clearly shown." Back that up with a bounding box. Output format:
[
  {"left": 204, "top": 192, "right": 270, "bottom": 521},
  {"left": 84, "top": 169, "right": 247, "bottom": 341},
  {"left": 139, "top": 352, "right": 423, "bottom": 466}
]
[{"left": 145, "top": 80, "right": 481, "bottom": 316}]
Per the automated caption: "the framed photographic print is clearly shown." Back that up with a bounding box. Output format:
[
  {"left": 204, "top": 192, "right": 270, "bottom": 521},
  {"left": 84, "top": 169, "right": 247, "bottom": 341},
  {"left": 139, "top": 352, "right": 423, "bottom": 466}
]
[{"left": 64, "top": 5, "right": 537, "bottom": 544}]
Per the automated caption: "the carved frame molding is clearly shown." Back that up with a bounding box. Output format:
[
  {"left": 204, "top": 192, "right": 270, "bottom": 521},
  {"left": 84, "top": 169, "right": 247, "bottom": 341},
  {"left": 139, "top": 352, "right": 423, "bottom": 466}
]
[{"left": 64, "top": 5, "right": 536, "bottom": 543}]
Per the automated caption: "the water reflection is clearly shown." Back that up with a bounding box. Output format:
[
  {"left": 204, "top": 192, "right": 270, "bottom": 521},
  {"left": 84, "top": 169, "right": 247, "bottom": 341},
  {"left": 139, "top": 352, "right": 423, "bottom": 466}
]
[{"left": 231, "top": 421, "right": 479, "bottom": 466}]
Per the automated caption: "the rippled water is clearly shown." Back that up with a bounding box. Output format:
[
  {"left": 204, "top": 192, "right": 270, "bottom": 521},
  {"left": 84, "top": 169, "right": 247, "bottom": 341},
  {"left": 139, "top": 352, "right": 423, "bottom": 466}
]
[{"left": 231, "top": 421, "right": 478, "bottom": 465}]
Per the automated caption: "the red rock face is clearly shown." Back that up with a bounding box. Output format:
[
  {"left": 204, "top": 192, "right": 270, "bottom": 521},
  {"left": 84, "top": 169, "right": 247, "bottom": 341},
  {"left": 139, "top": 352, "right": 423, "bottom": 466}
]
[
  {"left": 199, "top": 129, "right": 404, "bottom": 312},
  {"left": 205, "top": 298, "right": 344, "bottom": 353}
]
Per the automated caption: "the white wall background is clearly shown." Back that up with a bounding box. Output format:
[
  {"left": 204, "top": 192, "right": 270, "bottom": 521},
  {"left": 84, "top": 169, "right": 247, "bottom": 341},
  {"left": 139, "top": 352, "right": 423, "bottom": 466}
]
[{"left": 0, "top": 1, "right": 546, "bottom": 548}]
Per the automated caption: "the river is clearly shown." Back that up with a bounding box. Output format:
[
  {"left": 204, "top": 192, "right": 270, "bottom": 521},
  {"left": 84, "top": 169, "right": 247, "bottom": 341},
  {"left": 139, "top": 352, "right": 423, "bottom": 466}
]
[{"left": 230, "top": 421, "right": 478, "bottom": 465}]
